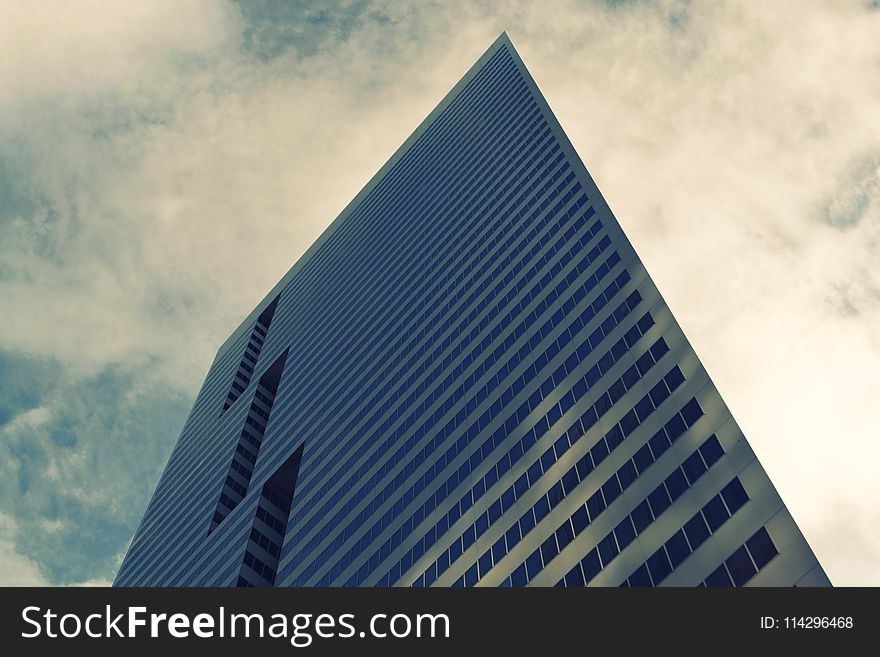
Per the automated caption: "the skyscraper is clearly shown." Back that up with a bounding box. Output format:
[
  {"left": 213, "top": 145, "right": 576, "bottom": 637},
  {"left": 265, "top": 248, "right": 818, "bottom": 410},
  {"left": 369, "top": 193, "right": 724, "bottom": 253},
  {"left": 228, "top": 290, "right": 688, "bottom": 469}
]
[{"left": 114, "top": 33, "right": 829, "bottom": 588}]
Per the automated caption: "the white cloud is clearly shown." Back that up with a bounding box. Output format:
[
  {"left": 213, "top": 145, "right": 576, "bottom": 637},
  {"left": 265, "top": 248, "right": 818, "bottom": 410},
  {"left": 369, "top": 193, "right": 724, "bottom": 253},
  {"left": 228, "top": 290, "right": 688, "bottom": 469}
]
[
  {"left": 0, "top": 513, "right": 49, "bottom": 586},
  {"left": 1, "top": 0, "right": 878, "bottom": 585}
]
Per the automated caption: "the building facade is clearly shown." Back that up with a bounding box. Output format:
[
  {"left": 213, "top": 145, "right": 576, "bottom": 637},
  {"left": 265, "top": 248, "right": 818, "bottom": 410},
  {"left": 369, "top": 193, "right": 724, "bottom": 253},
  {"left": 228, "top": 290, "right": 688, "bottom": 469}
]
[{"left": 114, "top": 34, "right": 829, "bottom": 588}]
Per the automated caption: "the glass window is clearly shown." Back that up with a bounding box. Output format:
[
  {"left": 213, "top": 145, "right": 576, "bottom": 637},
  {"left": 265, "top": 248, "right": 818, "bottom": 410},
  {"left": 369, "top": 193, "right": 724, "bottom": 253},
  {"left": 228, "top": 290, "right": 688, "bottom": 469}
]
[
  {"left": 606, "top": 423, "right": 624, "bottom": 449},
  {"left": 576, "top": 453, "right": 594, "bottom": 480},
  {"left": 637, "top": 313, "right": 654, "bottom": 334},
  {"left": 632, "top": 443, "right": 654, "bottom": 474},
  {"left": 650, "top": 338, "right": 670, "bottom": 361},
  {"left": 622, "top": 365, "right": 640, "bottom": 389},
  {"left": 619, "top": 410, "right": 639, "bottom": 438},
  {"left": 746, "top": 527, "right": 779, "bottom": 570},
  {"left": 591, "top": 438, "right": 609, "bottom": 466},
  {"left": 725, "top": 546, "right": 757, "bottom": 586},
  {"left": 664, "top": 467, "right": 689, "bottom": 502},
  {"left": 564, "top": 564, "right": 586, "bottom": 587},
  {"left": 547, "top": 481, "right": 564, "bottom": 508},
  {"left": 647, "top": 546, "right": 672, "bottom": 584},
  {"left": 648, "top": 429, "right": 671, "bottom": 459},
  {"left": 664, "top": 413, "right": 687, "bottom": 442},
  {"left": 505, "top": 522, "right": 521, "bottom": 550},
  {"left": 534, "top": 495, "right": 551, "bottom": 523},
  {"left": 541, "top": 535, "right": 559, "bottom": 565},
  {"left": 510, "top": 563, "right": 528, "bottom": 587},
  {"left": 683, "top": 512, "right": 710, "bottom": 550},
  {"left": 680, "top": 398, "right": 703, "bottom": 427},
  {"left": 631, "top": 500, "right": 654, "bottom": 534},
  {"left": 665, "top": 529, "right": 691, "bottom": 569},
  {"left": 648, "top": 484, "right": 672, "bottom": 518},
  {"left": 699, "top": 434, "right": 724, "bottom": 467},
  {"left": 704, "top": 564, "right": 733, "bottom": 587},
  {"left": 664, "top": 366, "right": 685, "bottom": 392},
  {"left": 571, "top": 505, "right": 590, "bottom": 535},
  {"left": 581, "top": 548, "right": 602, "bottom": 583},
  {"left": 525, "top": 549, "right": 543, "bottom": 581},
  {"left": 562, "top": 467, "right": 580, "bottom": 495},
  {"left": 720, "top": 478, "right": 749, "bottom": 515},
  {"left": 586, "top": 490, "right": 605, "bottom": 520},
  {"left": 628, "top": 563, "right": 652, "bottom": 587},
  {"left": 681, "top": 451, "right": 707, "bottom": 485},
  {"left": 519, "top": 509, "right": 536, "bottom": 536},
  {"left": 464, "top": 563, "right": 479, "bottom": 587},
  {"left": 608, "top": 380, "right": 626, "bottom": 405},
  {"left": 634, "top": 395, "right": 654, "bottom": 423},
  {"left": 614, "top": 516, "right": 636, "bottom": 551},
  {"left": 598, "top": 533, "right": 619, "bottom": 566},
  {"left": 649, "top": 380, "right": 670, "bottom": 407},
  {"left": 556, "top": 519, "right": 575, "bottom": 551},
  {"left": 617, "top": 460, "right": 637, "bottom": 490},
  {"left": 702, "top": 495, "right": 730, "bottom": 532},
  {"left": 602, "top": 475, "right": 622, "bottom": 506},
  {"left": 492, "top": 537, "right": 506, "bottom": 564}
]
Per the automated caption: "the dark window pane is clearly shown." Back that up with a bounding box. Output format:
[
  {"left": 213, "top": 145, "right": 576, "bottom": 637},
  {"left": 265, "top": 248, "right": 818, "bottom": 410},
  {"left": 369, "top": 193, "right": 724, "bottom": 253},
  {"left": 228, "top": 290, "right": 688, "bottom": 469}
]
[
  {"left": 614, "top": 515, "right": 636, "bottom": 551},
  {"left": 606, "top": 423, "right": 624, "bottom": 450},
  {"left": 576, "top": 453, "right": 594, "bottom": 480},
  {"left": 562, "top": 467, "right": 579, "bottom": 495},
  {"left": 634, "top": 395, "right": 654, "bottom": 423},
  {"left": 631, "top": 500, "right": 653, "bottom": 534},
  {"left": 598, "top": 533, "right": 619, "bottom": 567},
  {"left": 648, "top": 483, "right": 672, "bottom": 518},
  {"left": 590, "top": 439, "right": 609, "bottom": 468},
  {"left": 664, "top": 413, "right": 687, "bottom": 442},
  {"left": 571, "top": 505, "right": 590, "bottom": 535},
  {"left": 636, "top": 313, "right": 654, "bottom": 334},
  {"left": 650, "top": 337, "right": 670, "bottom": 360},
  {"left": 680, "top": 398, "right": 704, "bottom": 427},
  {"left": 725, "top": 546, "right": 758, "bottom": 586},
  {"left": 664, "top": 366, "right": 685, "bottom": 392},
  {"left": 649, "top": 380, "right": 670, "bottom": 407},
  {"left": 525, "top": 549, "right": 543, "bottom": 581},
  {"left": 617, "top": 460, "right": 637, "bottom": 490},
  {"left": 746, "top": 527, "right": 779, "bottom": 570},
  {"left": 564, "top": 564, "right": 586, "bottom": 587},
  {"left": 622, "top": 365, "right": 640, "bottom": 389},
  {"left": 647, "top": 547, "right": 672, "bottom": 584},
  {"left": 702, "top": 495, "right": 730, "bottom": 532},
  {"left": 556, "top": 519, "right": 575, "bottom": 551},
  {"left": 628, "top": 563, "right": 652, "bottom": 587},
  {"left": 581, "top": 548, "right": 602, "bottom": 582},
  {"left": 720, "top": 478, "right": 750, "bottom": 515},
  {"left": 684, "top": 512, "right": 710, "bottom": 549},
  {"left": 608, "top": 380, "right": 626, "bottom": 405},
  {"left": 602, "top": 475, "right": 622, "bottom": 506},
  {"left": 636, "top": 351, "right": 654, "bottom": 376},
  {"left": 632, "top": 444, "right": 653, "bottom": 474},
  {"left": 682, "top": 451, "right": 707, "bottom": 485},
  {"left": 664, "top": 467, "right": 689, "bottom": 502},
  {"left": 586, "top": 490, "right": 605, "bottom": 520},
  {"left": 534, "top": 495, "right": 551, "bottom": 523},
  {"left": 648, "top": 429, "right": 671, "bottom": 459},
  {"left": 510, "top": 563, "right": 528, "bottom": 587},
  {"left": 541, "top": 534, "right": 559, "bottom": 565},
  {"left": 699, "top": 434, "right": 724, "bottom": 467},
  {"left": 547, "top": 481, "right": 564, "bottom": 509},
  {"left": 619, "top": 410, "right": 639, "bottom": 437},
  {"left": 704, "top": 564, "right": 733, "bottom": 587},
  {"left": 665, "top": 529, "right": 691, "bottom": 568}
]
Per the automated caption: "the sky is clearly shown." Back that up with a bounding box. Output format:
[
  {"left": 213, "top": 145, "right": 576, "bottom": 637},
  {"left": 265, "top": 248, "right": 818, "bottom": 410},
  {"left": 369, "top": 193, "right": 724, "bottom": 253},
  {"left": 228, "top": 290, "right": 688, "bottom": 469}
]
[{"left": 0, "top": 0, "right": 878, "bottom": 587}]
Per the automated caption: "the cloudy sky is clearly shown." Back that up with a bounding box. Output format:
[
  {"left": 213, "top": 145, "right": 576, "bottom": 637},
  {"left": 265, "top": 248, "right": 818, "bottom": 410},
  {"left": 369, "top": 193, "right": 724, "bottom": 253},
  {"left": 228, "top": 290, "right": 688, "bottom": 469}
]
[{"left": 1, "top": 0, "right": 878, "bottom": 586}]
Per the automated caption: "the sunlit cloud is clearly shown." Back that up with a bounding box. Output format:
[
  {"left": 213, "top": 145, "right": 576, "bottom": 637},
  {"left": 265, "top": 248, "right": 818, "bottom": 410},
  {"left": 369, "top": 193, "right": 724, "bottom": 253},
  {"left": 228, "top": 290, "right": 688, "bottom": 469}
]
[{"left": 1, "top": 0, "right": 877, "bottom": 585}]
